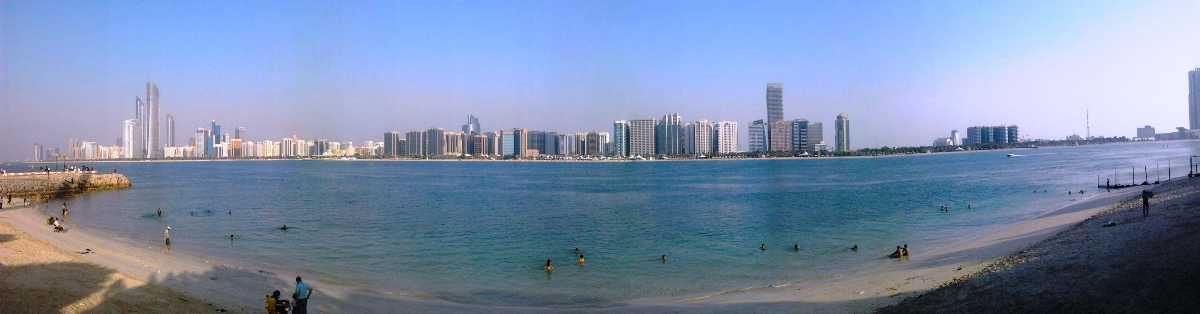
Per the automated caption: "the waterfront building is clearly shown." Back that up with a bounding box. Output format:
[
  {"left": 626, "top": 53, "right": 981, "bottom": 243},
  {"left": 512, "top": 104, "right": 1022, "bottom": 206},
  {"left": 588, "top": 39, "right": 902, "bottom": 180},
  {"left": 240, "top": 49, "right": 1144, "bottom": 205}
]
[
  {"left": 133, "top": 97, "right": 145, "bottom": 159},
  {"left": 688, "top": 120, "right": 714, "bottom": 156},
  {"left": 484, "top": 132, "right": 499, "bottom": 156},
  {"left": 834, "top": 113, "right": 850, "bottom": 153},
  {"left": 122, "top": 119, "right": 137, "bottom": 159},
  {"left": 656, "top": 113, "right": 683, "bottom": 155},
  {"left": 384, "top": 132, "right": 401, "bottom": 157},
  {"left": 1190, "top": 68, "right": 1200, "bottom": 129},
  {"left": 235, "top": 127, "right": 247, "bottom": 140},
  {"left": 598, "top": 132, "right": 611, "bottom": 156},
  {"left": 951, "top": 129, "right": 961, "bottom": 146},
  {"left": 527, "top": 131, "right": 546, "bottom": 156},
  {"left": 406, "top": 131, "right": 425, "bottom": 157},
  {"left": 193, "top": 128, "right": 208, "bottom": 158},
  {"left": 1006, "top": 125, "right": 1019, "bottom": 144},
  {"left": 512, "top": 128, "right": 529, "bottom": 158},
  {"left": 543, "top": 131, "right": 559, "bottom": 155},
  {"left": 613, "top": 120, "right": 630, "bottom": 157},
  {"left": 628, "top": 118, "right": 656, "bottom": 157},
  {"left": 445, "top": 131, "right": 464, "bottom": 156},
  {"left": 769, "top": 120, "right": 792, "bottom": 152},
  {"left": 790, "top": 119, "right": 808, "bottom": 153},
  {"left": 715, "top": 121, "right": 738, "bottom": 154},
  {"left": 424, "top": 128, "right": 446, "bottom": 157},
  {"left": 166, "top": 114, "right": 175, "bottom": 147},
  {"left": 501, "top": 131, "right": 515, "bottom": 157},
  {"left": 807, "top": 121, "right": 821, "bottom": 152},
  {"left": 1137, "top": 125, "right": 1156, "bottom": 140},
  {"left": 32, "top": 143, "right": 43, "bottom": 161},
  {"left": 966, "top": 126, "right": 983, "bottom": 145},
  {"left": 470, "top": 134, "right": 487, "bottom": 156},
  {"left": 991, "top": 126, "right": 1008, "bottom": 144},
  {"left": 748, "top": 119, "right": 767, "bottom": 152}
]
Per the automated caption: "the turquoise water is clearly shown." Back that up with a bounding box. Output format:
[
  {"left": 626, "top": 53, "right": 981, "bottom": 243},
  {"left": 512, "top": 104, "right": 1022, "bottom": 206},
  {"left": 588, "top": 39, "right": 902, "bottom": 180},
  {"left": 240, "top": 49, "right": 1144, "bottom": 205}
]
[{"left": 10, "top": 141, "right": 1197, "bottom": 306}]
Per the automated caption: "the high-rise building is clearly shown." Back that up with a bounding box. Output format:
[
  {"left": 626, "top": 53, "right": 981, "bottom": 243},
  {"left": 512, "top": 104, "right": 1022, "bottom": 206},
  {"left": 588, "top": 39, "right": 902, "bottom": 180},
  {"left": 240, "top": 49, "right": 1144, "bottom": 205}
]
[
  {"left": 768, "top": 120, "right": 791, "bottom": 152},
  {"left": 32, "top": 143, "right": 43, "bottom": 162},
  {"left": 613, "top": 120, "right": 630, "bottom": 157},
  {"left": 424, "top": 128, "right": 446, "bottom": 157},
  {"left": 134, "top": 97, "right": 145, "bottom": 159},
  {"left": 462, "top": 114, "right": 481, "bottom": 135},
  {"left": 501, "top": 131, "right": 515, "bottom": 157},
  {"left": 235, "top": 127, "right": 247, "bottom": 140},
  {"left": 834, "top": 113, "right": 850, "bottom": 153},
  {"left": 383, "top": 132, "right": 401, "bottom": 157},
  {"left": 1190, "top": 68, "right": 1200, "bottom": 129},
  {"left": 790, "top": 119, "right": 808, "bottom": 153},
  {"left": 991, "top": 126, "right": 1008, "bottom": 144},
  {"left": 146, "top": 82, "right": 160, "bottom": 158},
  {"left": 656, "top": 113, "right": 683, "bottom": 155},
  {"left": 748, "top": 119, "right": 767, "bottom": 152},
  {"left": 484, "top": 131, "right": 499, "bottom": 156},
  {"left": 1006, "top": 125, "right": 1019, "bottom": 144},
  {"left": 950, "top": 129, "right": 961, "bottom": 146},
  {"left": 599, "top": 132, "right": 611, "bottom": 156},
  {"left": 122, "top": 119, "right": 138, "bottom": 159},
  {"left": 166, "top": 114, "right": 175, "bottom": 147},
  {"left": 966, "top": 126, "right": 983, "bottom": 145},
  {"left": 808, "top": 122, "right": 823, "bottom": 152},
  {"left": 628, "top": 118, "right": 656, "bottom": 157},
  {"left": 512, "top": 128, "right": 529, "bottom": 158},
  {"left": 405, "top": 131, "right": 425, "bottom": 157},
  {"left": 714, "top": 121, "right": 738, "bottom": 154},
  {"left": 688, "top": 120, "right": 714, "bottom": 156},
  {"left": 584, "top": 132, "right": 602, "bottom": 156},
  {"left": 194, "top": 128, "right": 209, "bottom": 158},
  {"left": 543, "top": 131, "right": 559, "bottom": 155},
  {"left": 766, "top": 83, "right": 783, "bottom": 123}
]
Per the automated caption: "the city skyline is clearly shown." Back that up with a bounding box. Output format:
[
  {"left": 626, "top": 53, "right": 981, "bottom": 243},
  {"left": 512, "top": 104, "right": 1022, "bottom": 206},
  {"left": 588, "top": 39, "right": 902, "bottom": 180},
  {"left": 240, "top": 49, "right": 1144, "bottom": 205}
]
[{"left": 3, "top": 1, "right": 1200, "bottom": 161}]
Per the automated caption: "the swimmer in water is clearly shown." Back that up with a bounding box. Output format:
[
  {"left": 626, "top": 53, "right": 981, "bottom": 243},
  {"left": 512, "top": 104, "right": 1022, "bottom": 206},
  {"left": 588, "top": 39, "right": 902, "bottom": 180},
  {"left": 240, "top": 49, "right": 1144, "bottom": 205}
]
[
  {"left": 793, "top": 244, "right": 800, "bottom": 251},
  {"left": 229, "top": 234, "right": 236, "bottom": 241},
  {"left": 156, "top": 208, "right": 162, "bottom": 218},
  {"left": 544, "top": 259, "right": 554, "bottom": 272},
  {"left": 578, "top": 255, "right": 586, "bottom": 266},
  {"left": 279, "top": 225, "right": 289, "bottom": 231},
  {"left": 851, "top": 244, "right": 859, "bottom": 251},
  {"left": 661, "top": 255, "right": 668, "bottom": 264},
  {"left": 760, "top": 243, "right": 767, "bottom": 251}
]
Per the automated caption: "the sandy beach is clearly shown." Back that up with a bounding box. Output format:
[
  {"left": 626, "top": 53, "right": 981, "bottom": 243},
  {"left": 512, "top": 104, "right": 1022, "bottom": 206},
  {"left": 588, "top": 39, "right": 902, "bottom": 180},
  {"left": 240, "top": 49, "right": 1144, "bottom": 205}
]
[
  {"left": 878, "top": 178, "right": 1200, "bottom": 313},
  {"left": 1, "top": 172, "right": 1173, "bottom": 313}
]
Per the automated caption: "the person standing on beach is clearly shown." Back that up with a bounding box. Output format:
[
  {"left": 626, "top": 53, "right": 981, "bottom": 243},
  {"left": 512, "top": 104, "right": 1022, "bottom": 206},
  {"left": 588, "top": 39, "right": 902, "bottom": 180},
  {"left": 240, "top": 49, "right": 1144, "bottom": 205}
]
[
  {"left": 61, "top": 202, "right": 69, "bottom": 218},
  {"left": 164, "top": 226, "right": 172, "bottom": 250},
  {"left": 1142, "top": 190, "right": 1154, "bottom": 217},
  {"left": 293, "top": 276, "right": 313, "bottom": 314}
]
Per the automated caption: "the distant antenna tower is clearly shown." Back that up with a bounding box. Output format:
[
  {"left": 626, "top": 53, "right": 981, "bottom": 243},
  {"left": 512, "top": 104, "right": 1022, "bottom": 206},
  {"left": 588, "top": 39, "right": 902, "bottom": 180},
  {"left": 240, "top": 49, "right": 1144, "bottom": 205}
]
[{"left": 1085, "top": 107, "right": 1091, "bottom": 140}]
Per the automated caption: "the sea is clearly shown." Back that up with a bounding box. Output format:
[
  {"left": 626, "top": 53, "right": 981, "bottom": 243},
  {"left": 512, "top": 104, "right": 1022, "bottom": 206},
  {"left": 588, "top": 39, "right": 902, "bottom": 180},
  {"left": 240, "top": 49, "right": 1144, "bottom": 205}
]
[{"left": 5, "top": 141, "right": 1194, "bottom": 307}]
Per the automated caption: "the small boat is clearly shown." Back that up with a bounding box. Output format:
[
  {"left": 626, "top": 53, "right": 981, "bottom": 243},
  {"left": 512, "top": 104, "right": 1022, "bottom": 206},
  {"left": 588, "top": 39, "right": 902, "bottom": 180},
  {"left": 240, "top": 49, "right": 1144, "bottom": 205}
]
[{"left": 1006, "top": 154, "right": 1023, "bottom": 158}]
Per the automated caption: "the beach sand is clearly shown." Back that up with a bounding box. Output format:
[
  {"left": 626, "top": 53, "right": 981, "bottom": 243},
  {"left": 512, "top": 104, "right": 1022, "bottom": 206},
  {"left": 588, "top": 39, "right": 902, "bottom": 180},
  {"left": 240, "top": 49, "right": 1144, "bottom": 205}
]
[
  {"left": 878, "top": 178, "right": 1200, "bottom": 313},
  {"left": 0, "top": 179, "right": 1179, "bottom": 313},
  {"left": 0, "top": 218, "right": 219, "bottom": 313}
]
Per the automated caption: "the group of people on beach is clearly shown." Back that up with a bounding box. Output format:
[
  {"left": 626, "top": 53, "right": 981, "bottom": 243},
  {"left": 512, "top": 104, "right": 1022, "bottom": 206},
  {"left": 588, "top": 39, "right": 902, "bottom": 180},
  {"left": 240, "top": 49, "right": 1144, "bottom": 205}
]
[
  {"left": 43, "top": 202, "right": 70, "bottom": 232},
  {"left": 265, "top": 277, "right": 315, "bottom": 314},
  {"left": 544, "top": 243, "right": 872, "bottom": 272}
]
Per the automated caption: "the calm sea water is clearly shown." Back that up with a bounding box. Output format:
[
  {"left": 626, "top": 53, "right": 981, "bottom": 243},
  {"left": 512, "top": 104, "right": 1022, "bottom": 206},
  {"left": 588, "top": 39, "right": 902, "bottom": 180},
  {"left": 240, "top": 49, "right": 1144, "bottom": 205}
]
[{"left": 9, "top": 141, "right": 1197, "bottom": 306}]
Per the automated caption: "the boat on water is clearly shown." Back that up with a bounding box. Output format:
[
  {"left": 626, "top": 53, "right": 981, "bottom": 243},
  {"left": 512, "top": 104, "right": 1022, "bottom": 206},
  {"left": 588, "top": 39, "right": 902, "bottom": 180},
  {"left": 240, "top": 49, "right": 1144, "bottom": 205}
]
[{"left": 1007, "top": 153, "right": 1024, "bottom": 158}]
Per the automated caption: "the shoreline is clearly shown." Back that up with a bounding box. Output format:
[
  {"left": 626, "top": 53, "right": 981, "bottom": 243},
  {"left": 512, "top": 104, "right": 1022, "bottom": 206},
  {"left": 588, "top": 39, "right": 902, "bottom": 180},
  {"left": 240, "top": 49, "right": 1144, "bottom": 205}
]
[
  {"left": 0, "top": 178, "right": 1152, "bottom": 312},
  {"left": 878, "top": 177, "right": 1200, "bottom": 312}
]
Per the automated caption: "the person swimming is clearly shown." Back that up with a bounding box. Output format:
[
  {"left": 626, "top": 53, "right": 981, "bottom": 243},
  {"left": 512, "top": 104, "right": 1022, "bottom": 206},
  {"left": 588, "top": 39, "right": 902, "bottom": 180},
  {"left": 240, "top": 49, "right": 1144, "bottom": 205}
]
[
  {"left": 578, "top": 255, "right": 586, "bottom": 266},
  {"left": 279, "top": 225, "right": 289, "bottom": 231},
  {"left": 760, "top": 243, "right": 767, "bottom": 251},
  {"left": 888, "top": 246, "right": 903, "bottom": 259},
  {"left": 156, "top": 208, "right": 162, "bottom": 218},
  {"left": 851, "top": 244, "right": 859, "bottom": 251},
  {"left": 793, "top": 244, "right": 800, "bottom": 251},
  {"left": 901, "top": 244, "right": 910, "bottom": 257},
  {"left": 661, "top": 255, "right": 668, "bottom": 264},
  {"left": 544, "top": 259, "right": 555, "bottom": 272}
]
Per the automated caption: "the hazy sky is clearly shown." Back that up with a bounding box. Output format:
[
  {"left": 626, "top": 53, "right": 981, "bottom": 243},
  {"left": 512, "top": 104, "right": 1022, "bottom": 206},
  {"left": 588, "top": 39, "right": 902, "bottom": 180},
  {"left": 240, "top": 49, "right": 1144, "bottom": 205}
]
[{"left": 3, "top": 0, "right": 1199, "bottom": 161}]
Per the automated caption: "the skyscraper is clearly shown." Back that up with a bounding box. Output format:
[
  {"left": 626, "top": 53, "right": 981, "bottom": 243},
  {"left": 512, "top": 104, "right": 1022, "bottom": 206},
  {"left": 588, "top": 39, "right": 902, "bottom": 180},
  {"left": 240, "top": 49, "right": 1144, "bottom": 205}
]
[
  {"left": 790, "top": 119, "right": 808, "bottom": 152},
  {"left": 405, "top": 131, "right": 425, "bottom": 157},
  {"left": 807, "top": 122, "right": 823, "bottom": 152},
  {"left": 656, "top": 113, "right": 683, "bottom": 155},
  {"left": 462, "top": 114, "right": 481, "bottom": 135},
  {"left": 766, "top": 83, "right": 783, "bottom": 123},
  {"left": 714, "top": 121, "right": 738, "bottom": 154},
  {"left": 146, "top": 82, "right": 160, "bottom": 158},
  {"left": 425, "top": 128, "right": 446, "bottom": 157},
  {"left": 628, "top": 118, "right": 656, "bottom": 157},
  {"left": 613, "top": 120, "right": 630, "bottom": 157},
  {"left": 512, "top": 128, "right": 529, "bottom": 158},
  {"left": 384, "top": 132, "right": 401, "bottom": 157},
  {"left": 1006, "top": 125, "right": 1019, "bottom": 144},
  {"left": 688, "top": 120, "right": 714, "bottom": 156},
  {"left": 166, "top": 114, "right": 175, "bottom": 147},
  {"left": 1190, "top": 68, "right": 1199, "bottom": 129},
  {"left": 768, "top": 120, "right": 791, "bottom": 152},
  {"left": 748, "top": 119, "right": 767, "bottom": 152},
  {"left": 235, "top": 127, "right": 247, "bottom": 140},
  {"left": 122, "top": 119, "right": 137, "bottom": 159},
  {"left": 134, "top": 97, "right": 145, "bottom": 159},
  {"left": 834, "top": 113, "right": 850, "bottom": 153},
  {"left": 950, "top": 129, "right": 961, "bottom": 146}
]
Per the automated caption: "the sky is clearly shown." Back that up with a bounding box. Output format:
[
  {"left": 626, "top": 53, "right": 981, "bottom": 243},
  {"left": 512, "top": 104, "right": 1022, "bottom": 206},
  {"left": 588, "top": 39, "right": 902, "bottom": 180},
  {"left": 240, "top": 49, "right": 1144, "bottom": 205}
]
[{"left": 2, "top": 0, "right": 1199, "bottom": 161}]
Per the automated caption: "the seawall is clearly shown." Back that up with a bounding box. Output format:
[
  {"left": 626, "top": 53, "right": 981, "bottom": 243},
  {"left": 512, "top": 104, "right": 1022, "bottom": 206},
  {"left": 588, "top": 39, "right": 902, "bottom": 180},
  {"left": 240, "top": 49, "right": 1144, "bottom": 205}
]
[{"left": 0, "top": 172, "right": 132, "bottom": 201}]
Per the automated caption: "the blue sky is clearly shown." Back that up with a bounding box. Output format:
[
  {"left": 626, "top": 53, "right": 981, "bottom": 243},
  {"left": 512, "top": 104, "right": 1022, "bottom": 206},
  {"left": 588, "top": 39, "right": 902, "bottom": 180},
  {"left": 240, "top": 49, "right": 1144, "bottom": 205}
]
[{"left": 2, "top": 0, "right": 1198, "bottom": 161}]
